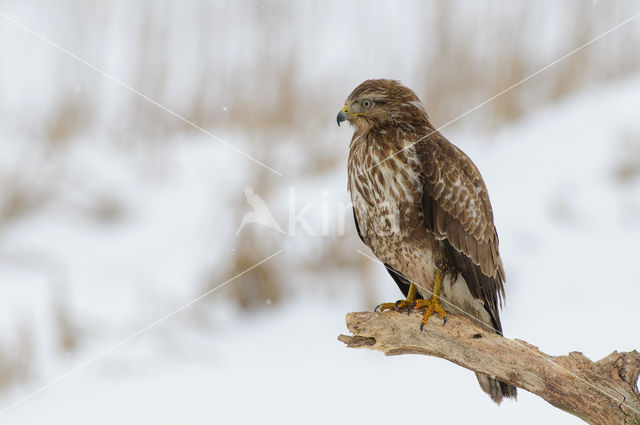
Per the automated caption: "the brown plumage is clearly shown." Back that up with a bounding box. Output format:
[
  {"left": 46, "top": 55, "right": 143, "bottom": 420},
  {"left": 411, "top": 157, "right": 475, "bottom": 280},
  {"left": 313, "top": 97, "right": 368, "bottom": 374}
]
[{"left": 338, "top": 79, "right": 516, "bottom": 404}]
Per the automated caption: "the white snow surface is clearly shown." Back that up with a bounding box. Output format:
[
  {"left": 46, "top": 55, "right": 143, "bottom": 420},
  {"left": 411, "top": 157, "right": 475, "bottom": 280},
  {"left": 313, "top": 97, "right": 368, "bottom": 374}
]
[{"left": 1, "top": 77, "right": 640, "bottom": 424}]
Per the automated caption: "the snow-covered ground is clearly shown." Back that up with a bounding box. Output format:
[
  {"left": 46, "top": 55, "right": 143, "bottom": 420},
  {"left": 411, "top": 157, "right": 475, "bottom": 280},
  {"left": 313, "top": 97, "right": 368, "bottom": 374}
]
[{"left": 1, "top": 74, "right": 640, "bottom": 424}]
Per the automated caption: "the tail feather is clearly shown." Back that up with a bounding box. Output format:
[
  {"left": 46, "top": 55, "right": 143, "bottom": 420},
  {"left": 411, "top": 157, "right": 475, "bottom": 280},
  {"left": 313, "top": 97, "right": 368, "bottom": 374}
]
[{"left": 475, "top": 372, "right": 517, "bottom": 405}]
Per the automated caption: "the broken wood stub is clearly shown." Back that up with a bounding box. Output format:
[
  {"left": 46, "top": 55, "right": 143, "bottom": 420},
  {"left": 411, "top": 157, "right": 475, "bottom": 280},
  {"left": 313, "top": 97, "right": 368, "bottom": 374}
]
[{"left": 338, "top": 311, "right": 640, "bottom": 425}]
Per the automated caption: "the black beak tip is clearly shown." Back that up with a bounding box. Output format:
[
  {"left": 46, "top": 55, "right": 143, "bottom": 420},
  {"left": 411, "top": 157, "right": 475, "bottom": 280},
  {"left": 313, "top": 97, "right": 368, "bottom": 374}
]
[{"left": 337, "top": 110, "right": 348, "bottom": 127}]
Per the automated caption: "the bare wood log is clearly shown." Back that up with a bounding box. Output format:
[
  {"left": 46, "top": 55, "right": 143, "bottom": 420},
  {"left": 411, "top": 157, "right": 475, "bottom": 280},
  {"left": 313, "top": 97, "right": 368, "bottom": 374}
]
[{"left": 338, "top": 311, "right": 640, "bottom": 425}]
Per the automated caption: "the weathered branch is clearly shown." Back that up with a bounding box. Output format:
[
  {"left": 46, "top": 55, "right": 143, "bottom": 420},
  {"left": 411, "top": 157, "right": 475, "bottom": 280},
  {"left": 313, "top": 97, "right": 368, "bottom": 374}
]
[{"left": 338, "top": 312, "right": 640, "bottom": 425}]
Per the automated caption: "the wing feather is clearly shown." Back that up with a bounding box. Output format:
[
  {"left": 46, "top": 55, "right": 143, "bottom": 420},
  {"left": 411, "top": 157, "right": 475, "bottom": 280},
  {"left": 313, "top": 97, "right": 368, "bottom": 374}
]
[{"left": 418, "top": 134, "right": 506, "bottom": 324}]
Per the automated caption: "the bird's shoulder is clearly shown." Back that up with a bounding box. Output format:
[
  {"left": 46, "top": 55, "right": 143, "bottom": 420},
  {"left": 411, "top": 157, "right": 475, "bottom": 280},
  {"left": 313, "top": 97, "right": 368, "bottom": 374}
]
[{"left": 418, "top": 134, "right": 494, "bottom": 227}]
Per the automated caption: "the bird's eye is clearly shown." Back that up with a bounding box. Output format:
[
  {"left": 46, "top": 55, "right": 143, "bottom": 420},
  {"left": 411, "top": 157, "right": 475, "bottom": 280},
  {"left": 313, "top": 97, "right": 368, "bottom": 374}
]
[{"left": 362, "top": 99, "right": 373, "bottom": 108}]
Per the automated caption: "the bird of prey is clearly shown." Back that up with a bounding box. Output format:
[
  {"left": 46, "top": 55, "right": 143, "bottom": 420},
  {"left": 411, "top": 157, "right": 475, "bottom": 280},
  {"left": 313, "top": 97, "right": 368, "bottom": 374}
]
[{"left": 337, "top": 79, "right": 517, "bottom": 404}]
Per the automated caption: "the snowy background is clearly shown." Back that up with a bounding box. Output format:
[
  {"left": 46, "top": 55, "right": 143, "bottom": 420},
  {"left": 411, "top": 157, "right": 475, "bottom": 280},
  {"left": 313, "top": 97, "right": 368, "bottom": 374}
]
[{"left": 1, "top": 1, "right": 640, "bottom": 424}]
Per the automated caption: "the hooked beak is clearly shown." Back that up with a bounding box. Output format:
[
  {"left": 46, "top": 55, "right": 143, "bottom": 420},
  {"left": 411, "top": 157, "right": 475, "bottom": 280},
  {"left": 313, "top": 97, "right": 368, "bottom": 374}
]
[{"left": 337, "top": 106, "right": 349, "bottom": 127}]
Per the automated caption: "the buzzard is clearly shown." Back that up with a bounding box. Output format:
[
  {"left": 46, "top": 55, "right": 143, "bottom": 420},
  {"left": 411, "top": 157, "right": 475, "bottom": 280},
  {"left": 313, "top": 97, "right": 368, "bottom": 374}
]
[{"left": 337, "top": 79, "right": 517, "bottom": 404}]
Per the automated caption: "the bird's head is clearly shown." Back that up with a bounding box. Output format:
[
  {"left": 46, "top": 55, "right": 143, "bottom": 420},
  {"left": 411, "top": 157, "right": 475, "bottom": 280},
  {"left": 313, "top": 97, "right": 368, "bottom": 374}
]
[{"left": 337, "top": 79, "right": 430, "bottom": 132}]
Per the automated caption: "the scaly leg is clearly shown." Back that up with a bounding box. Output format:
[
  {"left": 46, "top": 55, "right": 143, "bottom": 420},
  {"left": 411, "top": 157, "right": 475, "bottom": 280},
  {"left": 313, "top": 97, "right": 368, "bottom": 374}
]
[
  {"left": 374, "top": 282, "right": 417, "bottom": 312},
  {"left": 408, "top": 269, "right": 447, "bottom": 331}
]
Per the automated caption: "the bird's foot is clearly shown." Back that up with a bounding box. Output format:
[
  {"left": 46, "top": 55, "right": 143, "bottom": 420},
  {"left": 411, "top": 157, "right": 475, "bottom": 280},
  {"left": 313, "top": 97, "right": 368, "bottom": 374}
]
[
  {"left": 374, "top": 299, "right": 412, "bottom": 312},
  {"left": 408, "top": 296, "right": 447, "bottom": 331}
]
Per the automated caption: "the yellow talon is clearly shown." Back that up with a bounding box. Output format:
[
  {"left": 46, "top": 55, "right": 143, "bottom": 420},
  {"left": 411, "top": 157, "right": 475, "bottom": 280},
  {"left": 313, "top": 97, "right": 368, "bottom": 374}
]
[
  {"left": 410, "top": 270, "right": 447, "bottom": 331},
  {"left": 374, "top": 273, "right": 447, "bottom": 331},
  {"left": 375, "top": 283, "right": 418, "bottom": 312},
  {"left": 374, "top": 302, "right": 397, "bottom": 312}
]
